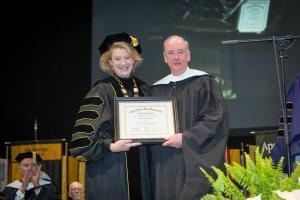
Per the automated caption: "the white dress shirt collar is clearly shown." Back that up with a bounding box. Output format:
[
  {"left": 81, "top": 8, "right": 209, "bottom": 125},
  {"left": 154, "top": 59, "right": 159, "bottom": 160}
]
[{"left": 153, "top": 67, "right": 208, "bottom": 85}]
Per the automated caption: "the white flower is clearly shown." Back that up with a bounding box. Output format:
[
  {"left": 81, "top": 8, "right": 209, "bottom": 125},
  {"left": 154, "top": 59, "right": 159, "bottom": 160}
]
[
  {"left": 275, "top": 189, "right": 300, "bottom": 200},
  {"left": 247, "top": 190, "right": 300, "bottom": 200}
]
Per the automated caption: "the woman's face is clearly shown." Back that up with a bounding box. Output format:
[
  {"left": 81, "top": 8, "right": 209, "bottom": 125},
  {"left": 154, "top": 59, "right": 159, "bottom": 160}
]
[{"left": 109, "top": 48, "right": 134, "bottom": 78}]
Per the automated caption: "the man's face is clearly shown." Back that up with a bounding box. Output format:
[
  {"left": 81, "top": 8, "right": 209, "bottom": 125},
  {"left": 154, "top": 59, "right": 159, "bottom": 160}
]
[
  {"left": 18, "top": 158, "right": 37, "bottom": 176},
  {"left": 163, "top": 37, "right": 190, "bottom": 76},
  {"left": 69, "top": 183, "right": 83, "bottom": 200}
]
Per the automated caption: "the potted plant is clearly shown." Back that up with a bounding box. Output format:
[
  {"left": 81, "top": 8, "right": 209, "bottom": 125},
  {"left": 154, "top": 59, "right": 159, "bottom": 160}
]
[{"left": 200, "top": 148, "right": 300, "bottom": 200}]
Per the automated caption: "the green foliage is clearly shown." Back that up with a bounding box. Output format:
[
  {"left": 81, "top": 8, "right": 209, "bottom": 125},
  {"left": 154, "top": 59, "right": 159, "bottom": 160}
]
[
  {"left": 280, "top": 162, "right": 300, "bottom": 191},
  {"left": 200, "top": 166, "right": 245, "bottom": 200},
  {"left": 200, "top": 148, "right": 300, "bottom": 200},
  {"left": 201, "top": 194, "right": 228, "bottom": 200}
]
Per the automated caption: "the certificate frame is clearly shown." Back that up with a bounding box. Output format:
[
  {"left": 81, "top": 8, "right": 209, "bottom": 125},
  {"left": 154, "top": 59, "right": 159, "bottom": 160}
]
[{"left": 114, "top": 97, "right": 179, "bottom": 143}]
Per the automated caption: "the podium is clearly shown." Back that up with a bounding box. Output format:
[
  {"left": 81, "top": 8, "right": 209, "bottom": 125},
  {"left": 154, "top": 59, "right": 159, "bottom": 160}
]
[{"left": 5, "top": 139, "right": 86, "bottom": 200}]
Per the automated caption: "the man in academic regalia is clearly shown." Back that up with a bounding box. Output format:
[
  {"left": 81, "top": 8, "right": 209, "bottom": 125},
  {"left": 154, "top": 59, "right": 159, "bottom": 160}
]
[
  {"left": 149, "top": 35, "right": 229, "bottom": 199},
  {"left": 1, "top": 151, "right": 56, "bottom": 200}
]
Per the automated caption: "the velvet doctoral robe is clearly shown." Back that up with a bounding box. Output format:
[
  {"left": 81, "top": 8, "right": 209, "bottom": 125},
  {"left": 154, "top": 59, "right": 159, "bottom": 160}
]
[{"left": 70, "top": 75, "right": 152, "bottom": 200}]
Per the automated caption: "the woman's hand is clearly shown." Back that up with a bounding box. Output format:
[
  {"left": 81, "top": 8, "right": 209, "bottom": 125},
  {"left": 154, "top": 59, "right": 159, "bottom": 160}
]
[{"left": 110, "top": 140, "right": 142, "bottom": 152}]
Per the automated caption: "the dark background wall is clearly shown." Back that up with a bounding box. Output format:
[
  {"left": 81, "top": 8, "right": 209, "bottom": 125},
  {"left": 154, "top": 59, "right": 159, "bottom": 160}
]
[
  {"left": 1, "top": 0, "right": 300, "bottom": 158},
  {"left": 91, "top": 0, "right": 300, "bottom": 130},
  {"left": 2, "top": 1, "right": 92, "bottom": 157}
]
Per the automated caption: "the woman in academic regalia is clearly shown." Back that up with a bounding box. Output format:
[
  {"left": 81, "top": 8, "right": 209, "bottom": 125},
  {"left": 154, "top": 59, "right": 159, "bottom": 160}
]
[{"left": 70, "top": 32, "right": 151, "bottom": 200}]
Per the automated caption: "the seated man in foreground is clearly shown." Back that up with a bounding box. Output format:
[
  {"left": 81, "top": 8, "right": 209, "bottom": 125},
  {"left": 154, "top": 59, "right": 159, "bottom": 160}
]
[{"left": 2, "top": 151, "right": 56, "bottom": 200}]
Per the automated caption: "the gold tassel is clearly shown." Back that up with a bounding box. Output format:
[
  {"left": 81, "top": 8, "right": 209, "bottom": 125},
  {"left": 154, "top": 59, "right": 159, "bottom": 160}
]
[{"left": 32, "top": 151, "right": 36, "bottom": 164}]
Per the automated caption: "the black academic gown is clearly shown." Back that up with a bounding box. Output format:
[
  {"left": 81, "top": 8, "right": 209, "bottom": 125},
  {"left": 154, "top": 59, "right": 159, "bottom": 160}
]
[
  {"left": 2, "top": 179, "right": 56, "bottom": 200},
  {"left": 70, "top": 75, "right": 152, "bottom": 200},
  {"left": 149, "top": 75, "right": 229, "bottom": 200}
]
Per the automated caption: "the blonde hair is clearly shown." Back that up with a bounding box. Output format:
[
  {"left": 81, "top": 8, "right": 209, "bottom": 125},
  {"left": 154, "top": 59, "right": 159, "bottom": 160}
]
[{"left": 99, "top": 42, "right": 143, "bottom": 74}]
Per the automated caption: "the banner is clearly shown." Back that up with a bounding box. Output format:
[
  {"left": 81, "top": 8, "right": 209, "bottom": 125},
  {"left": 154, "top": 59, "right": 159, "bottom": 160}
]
[
  {"left": 254, "top": 130, "right": 277, "bottom": 158},
  {"left": 10, "top": 143, "right": 62, "bottom": 161}
]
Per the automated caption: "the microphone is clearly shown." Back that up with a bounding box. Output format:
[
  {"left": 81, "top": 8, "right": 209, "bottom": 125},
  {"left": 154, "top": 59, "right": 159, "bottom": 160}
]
[
  {"left": 34, "top": 118, "right": 38, "bottom": 141},
  {"left": 221, "top": 40, "right": 239, "bottom": 45},
  {"left": 221, "top": 35, "right": 300, "bottom": 46}
]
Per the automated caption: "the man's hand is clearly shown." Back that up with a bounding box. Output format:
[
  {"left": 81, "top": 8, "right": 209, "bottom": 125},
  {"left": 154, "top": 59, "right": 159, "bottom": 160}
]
[
  {"left": 30, "top": 164, "right": 41, "bottom": 187},
  {"left": 20, "top": 171, "right": 31, "bottom": 192},
  {"left": 162, "top": 133, "right": 182, "bottom": 148}
]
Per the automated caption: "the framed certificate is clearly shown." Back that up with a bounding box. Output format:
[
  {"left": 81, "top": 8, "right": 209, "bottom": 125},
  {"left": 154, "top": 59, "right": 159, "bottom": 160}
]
[{"left": 114, "top": 97, "right": 179, "bottom": 143}]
